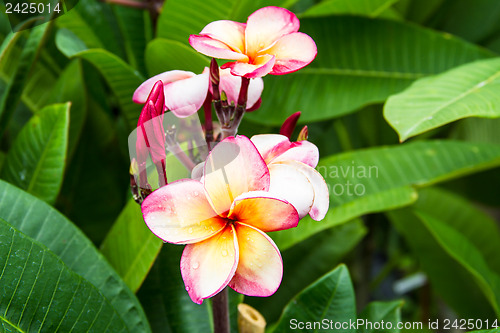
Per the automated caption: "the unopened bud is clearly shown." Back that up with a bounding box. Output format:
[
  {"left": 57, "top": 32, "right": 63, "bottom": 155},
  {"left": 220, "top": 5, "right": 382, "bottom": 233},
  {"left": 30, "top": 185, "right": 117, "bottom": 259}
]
[
  {"left": 209, "top": 58, "right": 220, "bottom": 86},
  {"left": 280, "top": 111, "right": 301, "bottom": 139},
  {"left": 297, "top": 125, "right": 308, "bottom": 141}
]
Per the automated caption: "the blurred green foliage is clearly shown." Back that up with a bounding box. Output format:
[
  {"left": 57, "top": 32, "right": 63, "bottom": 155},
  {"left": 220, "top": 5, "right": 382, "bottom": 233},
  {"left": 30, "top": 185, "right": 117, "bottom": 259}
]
[{"left": 0, "top": 0, "right": 500, "bottom": 331}]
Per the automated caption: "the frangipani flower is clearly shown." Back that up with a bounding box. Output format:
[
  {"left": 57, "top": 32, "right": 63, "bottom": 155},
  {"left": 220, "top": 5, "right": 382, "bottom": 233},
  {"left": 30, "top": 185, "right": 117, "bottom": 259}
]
[
  {"left": 251, "top": 134, "right": 329, "bottom": 221},
  {"left": 142, "top": 135, "right": 299, "bottom": 304},
  {"left": 189, "top": 6, "right": 317, "bottom": 78},
  {"left": 133, "top": 68, "right": 264, "bottom": 118}
]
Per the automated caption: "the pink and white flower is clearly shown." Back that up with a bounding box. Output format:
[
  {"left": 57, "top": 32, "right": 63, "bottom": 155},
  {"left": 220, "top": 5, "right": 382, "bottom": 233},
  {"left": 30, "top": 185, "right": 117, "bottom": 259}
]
[
  {"left": 189, "top": 6, "right": 317, "bottom": 78},
  {"left": 133, "top": 68, "right": 263, "bottom": 118},
  {"left": 142, "top": 135, "right": 299, "bottom": 304},
  {"left": 251, "top": 134, "right": 329, "bottom": 221}
]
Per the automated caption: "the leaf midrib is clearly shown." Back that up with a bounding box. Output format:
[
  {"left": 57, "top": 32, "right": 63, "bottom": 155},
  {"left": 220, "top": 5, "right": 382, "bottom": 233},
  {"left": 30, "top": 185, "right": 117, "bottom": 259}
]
[
  {"left": 0, "top": 316, "right": 25, "bottom": 333},
  {"left": 26, "top": 112, "right": 64, "bottom": 195},
  {"left": 402, "top": 68, "right": 500, "bottom": 137},
  {"left": 315, "top": 268, "right": 351, "bottom": 333}
]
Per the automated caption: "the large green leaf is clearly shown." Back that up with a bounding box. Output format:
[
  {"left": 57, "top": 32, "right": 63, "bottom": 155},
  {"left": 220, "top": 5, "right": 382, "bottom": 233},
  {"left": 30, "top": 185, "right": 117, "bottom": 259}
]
[
  {"left": 358, "top": 300, "right": 403, "bottom": 333},
  {"left": 302, "top": 0, "right": 399, "bottom": 18},
  {"left": 272, "top": 140, "right": 500, "bottom": 248},
  {"left": 245, "top": 16, "right": 492, "bottom": 125},
  {"left": 55, "top": 0, "right": 125, "bottom": 58},
  {"left": 431, "top": 0, "right": 500, "bottom": 43},
  {"left": 1, "top": 103, "right": 69, "bottom": 204},
  {"left": 0, "top": 31, "right": 59, "bottom": 114},
  {"left": 100, "top": 198, "right": 163, "bottom": 293},
  {"left": 272, "top": 264, "right": 357, "bottom": 333},
  {"left": 56, "top": 29, "right": 144, "bottom": 129},
  {"left": 384, "top": 58, "right": 500, "bottom": 141},
  {"left": 388, "top": 188, "right": 500, "bottom": 319},
  {"left": 0, "top": 180, "right": 151, "bottom": 332},
  {"left": 44, "top": 60, "right": 86, "bottom": 160},
  {"left": 396, "top": 0, "right": 445, "bottom": 24},
  {"left": 112, "top": 5, "right": 149, "bottom": 75},
  {"left": 0, "top": 218, "right": 128, "bottom": 332},
  {"left": 145, "top": 38, "right": 209, "bottom": 76},
  {"left": 414, "top": 187, "right": 500, "bottom": 273},
  {"left": 55, "top": 62, "right": 129, "bottom": 244},
  {"left": 0, "top": 23, "right": 51, "bottom": 136},
  {"left": 251, "top": 220, "right": 366, "bottom": 323}
]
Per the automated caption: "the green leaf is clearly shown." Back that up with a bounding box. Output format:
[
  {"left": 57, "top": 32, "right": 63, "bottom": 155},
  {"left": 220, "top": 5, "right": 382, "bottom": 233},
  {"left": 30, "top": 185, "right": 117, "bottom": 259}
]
[
  {"left": 414, "top": 187, "right": 500, "bottom": 274},
  {"left": 431, "top": 0, "right": 500, "bottom": 43},
  {"left": 0, "top": 29, "right": 59, "bottom": 114},
  {"left": 56, "top": 29, "right": 144, "bottom": 129},
  {"left": 0, "top": 218, "right": 128, "bottom": 332},
  {"left": 100, "top": 198, "right": 163, "bottom": 293},
  {"left": 251, "top": 220, "right": 366, "bottom": 323},
  {"left": 55, "top": 0, "right": 125, "bottom": 58},
  {"left": 384, "top": 58, "right": 500, "bottom": 141},
  {"left": 358, "top": 300, "right": 403, "bottom": 333},
  {"left": 112, "top": 5, "right": 149, "bottom": 75},
  {"left": 45, "top": 59, "right": 87, "bottom": 159},
  {"left": 388, "top": 188, "right": 500, "bottom": 319},
  {"left": 138, "top": 245, "right": 212, "bottom": 333},
  {"left": 245, "top": 16, "right": 492, "bottom": 125},
  {"left": 145, "top": 38, "right": 209, "bottom": 76},
  {"left": 302, "top": 0, "right": 400, "bottom": 18},
  {"left": 1, "top": 103, "right": 69, "bottom": 204},
  {"left": 403, "top": 0, "right": 445, "bottom": 24},
  {"left": 0, "top": 180, "right": 151, "bottom": 332},
  {"left": 0, "top": 29, "right": 25, "bottom": 64},
  {"left": 272, "top": 140, "right": 500, "bottom": 247},
  {"left": 272, "top": 264, "right": 356, "bottom": 333},
  {"left": 0, "top": 23, "right": 51, "bottom": 136}
]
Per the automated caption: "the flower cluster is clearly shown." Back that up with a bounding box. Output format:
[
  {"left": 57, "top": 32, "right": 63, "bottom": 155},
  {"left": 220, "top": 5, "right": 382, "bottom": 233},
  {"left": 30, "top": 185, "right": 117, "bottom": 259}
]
[{"left": 130, "top": 6, "right": 327, "bottom": 304}]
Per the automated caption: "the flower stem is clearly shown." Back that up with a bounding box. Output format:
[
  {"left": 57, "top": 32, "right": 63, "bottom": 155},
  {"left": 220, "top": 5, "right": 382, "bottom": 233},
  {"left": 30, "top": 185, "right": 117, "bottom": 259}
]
[
  {"left": 221, "top": 77, "right": 250, "bottom": 139},
  {"left": 166, "top": 140, "right": 196, "bottom": 171},
  {"left": 212, "top": 287, "right": 230, "bottom": 333},
  {"left": 237, "top": 77, "right": 250, "bottom": 107},
  {"left": 156, "top": 159, "right": 167, "bottom": 187}
]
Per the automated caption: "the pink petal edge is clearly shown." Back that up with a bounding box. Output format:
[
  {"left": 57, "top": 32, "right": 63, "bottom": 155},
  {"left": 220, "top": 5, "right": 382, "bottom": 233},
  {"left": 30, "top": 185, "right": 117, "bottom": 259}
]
[
  {"left": 163, "top": 71, "right": 210, "bottom": 117},
  {"left": 267, "top": 32, "right": 317, "bottom": 75},
  {"left": 133, "top": 70, "right": 195, "bottom": 103},
  {"left": 189, "top": 35, "right": 249, "bottom": 61},
  {"left": 229, "top": 222, "right": 283, "bottom": 297},
  {"left": 141, "top": 179, "right": 226, "bottom": 244},
  {"left": 199, "top": 20, "right": 247, "bottom": 54},
  {"left": 181, "top": 225, "right": 239, "bottom": 304},
  {"left": 245, "top": 6, "right": 300, "bottom": 57}
]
